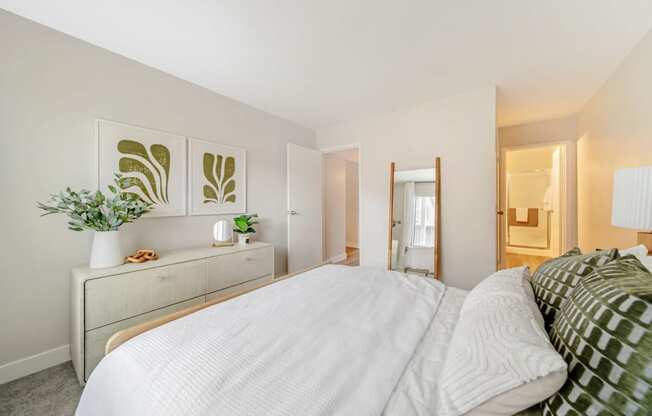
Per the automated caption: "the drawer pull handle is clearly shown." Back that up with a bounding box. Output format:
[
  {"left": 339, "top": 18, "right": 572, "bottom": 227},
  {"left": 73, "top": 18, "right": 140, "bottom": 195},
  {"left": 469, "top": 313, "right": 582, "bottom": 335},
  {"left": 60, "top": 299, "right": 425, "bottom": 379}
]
[
  {"left": 245, "top": 257, "right": 252, "bottom": 261},
  {"left": 158, "top": 274, "right": 173, "bottom": 281}
]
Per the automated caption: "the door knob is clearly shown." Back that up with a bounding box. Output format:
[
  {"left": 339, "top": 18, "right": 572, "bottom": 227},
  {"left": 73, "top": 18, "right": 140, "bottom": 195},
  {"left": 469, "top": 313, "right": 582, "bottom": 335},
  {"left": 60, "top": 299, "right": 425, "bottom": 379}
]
[
  {"left": 288, "top": 210, "right": 298, "bottom": 215},
  {"left": 497, "top": 210, "right": 505, "bottom": 215}
]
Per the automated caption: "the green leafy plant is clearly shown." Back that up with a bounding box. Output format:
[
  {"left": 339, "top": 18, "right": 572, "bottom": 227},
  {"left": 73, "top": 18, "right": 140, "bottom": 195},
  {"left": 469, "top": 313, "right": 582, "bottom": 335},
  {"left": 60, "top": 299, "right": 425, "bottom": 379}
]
[
  {"left": 37, "top": 174, "right": 153, "bottom": 231},
  {"left": 233, "top": 214, "right": 258, "bottom": 234},
  {"left": 203, "top": 153, "right": 237, "bottom": 204}
]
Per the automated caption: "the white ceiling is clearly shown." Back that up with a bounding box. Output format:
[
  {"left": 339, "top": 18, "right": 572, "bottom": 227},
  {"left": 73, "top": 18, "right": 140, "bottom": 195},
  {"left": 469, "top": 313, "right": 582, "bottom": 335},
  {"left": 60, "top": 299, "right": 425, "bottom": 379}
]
[{"left": 2, "top": 1, "right": 652, "bottom": 128}]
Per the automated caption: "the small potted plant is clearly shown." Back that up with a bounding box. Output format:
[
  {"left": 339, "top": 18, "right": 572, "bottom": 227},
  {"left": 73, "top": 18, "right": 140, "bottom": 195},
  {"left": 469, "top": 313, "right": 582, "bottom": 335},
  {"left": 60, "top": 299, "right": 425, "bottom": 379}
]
[
  {"left": 233, "top": 214, "right": 258, "bottom": 245},
  {"left": 37, "top": 174, "right": 153, "bottom": 268}
]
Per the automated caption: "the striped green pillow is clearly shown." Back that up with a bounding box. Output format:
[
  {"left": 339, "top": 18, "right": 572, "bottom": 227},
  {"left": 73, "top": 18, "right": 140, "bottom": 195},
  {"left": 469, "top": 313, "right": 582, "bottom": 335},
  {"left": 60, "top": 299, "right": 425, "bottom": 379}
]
[
  {"left": 543, "top": 255, "right": 652, "bottom": 416},
  {"left": 531, "top": 248, "right": 619, "bottom": 331}
]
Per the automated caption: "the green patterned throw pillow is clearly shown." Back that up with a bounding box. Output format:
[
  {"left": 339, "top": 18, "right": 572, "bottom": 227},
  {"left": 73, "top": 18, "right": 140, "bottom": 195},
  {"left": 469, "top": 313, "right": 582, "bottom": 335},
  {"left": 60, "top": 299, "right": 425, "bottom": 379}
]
[
  {"left": 531, "top": 248, "right": 619, "bottom": 331},
  {"left": 543, "top": 255, "right": 652, "bottom": 416}
]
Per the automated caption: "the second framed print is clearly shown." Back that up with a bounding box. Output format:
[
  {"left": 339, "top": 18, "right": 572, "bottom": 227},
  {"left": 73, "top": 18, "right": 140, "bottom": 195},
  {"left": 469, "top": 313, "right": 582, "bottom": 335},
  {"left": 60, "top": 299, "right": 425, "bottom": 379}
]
[{"left": 189, "top": 138, "right": 246, "bottom": 215}]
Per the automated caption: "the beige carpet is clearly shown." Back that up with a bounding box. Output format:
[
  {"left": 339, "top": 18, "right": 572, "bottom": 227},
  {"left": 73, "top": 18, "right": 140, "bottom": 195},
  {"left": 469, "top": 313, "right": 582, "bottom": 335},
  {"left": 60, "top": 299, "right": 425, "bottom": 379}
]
[{"left": 0, "top": 362, "right": 81, "bottom": 416}]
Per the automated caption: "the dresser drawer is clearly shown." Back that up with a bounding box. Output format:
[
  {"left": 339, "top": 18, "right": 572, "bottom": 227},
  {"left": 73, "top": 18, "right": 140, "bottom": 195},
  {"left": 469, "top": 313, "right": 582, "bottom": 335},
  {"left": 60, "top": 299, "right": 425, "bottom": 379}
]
[
  {"left": 85, "top": 260, "right": 206, "bottom": 330},
  {"left": 84, "top": 295, "right": 205, "bottom": 380},
  {"left": 206, "top": 246, "right": 273, "bottom": 292},
  {"left": 206, "top": 274, "right": 275, "bottom": 303}
]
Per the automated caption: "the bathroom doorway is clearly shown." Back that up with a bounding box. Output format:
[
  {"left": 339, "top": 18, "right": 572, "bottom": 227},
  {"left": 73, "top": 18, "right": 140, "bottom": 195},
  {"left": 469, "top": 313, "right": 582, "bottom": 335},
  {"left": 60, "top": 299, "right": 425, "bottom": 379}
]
[{"left": 499, "top": 143, "right": 566, "bottom": 271}]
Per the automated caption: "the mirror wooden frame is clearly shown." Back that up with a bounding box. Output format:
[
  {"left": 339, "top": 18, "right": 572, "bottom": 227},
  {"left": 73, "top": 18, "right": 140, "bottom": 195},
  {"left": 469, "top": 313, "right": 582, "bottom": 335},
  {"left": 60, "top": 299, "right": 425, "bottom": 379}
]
[{"left": 387, "top": 157, "right": 441, "bottom": 279}]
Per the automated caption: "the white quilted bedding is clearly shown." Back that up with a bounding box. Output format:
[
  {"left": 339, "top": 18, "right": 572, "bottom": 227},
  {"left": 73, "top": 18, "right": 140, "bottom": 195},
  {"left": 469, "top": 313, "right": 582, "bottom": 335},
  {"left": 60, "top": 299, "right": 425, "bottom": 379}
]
[
  {"left": 76, "top": 265, "right": 445, "bottom": 416},
  {"left": 383, "top": 285, "right": 469, "bottom": 415}
]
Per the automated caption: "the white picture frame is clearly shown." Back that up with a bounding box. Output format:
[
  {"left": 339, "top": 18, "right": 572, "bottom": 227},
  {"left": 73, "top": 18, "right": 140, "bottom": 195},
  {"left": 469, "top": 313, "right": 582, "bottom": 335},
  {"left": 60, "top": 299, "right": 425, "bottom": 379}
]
[
  {"left": 96, "top": 119, "right": 187, "bottom": 217},
  {"left": 188, "top": 138, "right": 247, "bottom": 215}
]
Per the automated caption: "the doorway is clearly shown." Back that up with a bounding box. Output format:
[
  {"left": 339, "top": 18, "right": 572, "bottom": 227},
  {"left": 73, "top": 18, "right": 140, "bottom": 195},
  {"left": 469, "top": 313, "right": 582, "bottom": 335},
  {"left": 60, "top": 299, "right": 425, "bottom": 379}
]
[
  {"left": 322, "top": 147, "right": 360, "bottom": 267},
  {"left": 499, "top": 143, "right": 566, "bottom": 271}
]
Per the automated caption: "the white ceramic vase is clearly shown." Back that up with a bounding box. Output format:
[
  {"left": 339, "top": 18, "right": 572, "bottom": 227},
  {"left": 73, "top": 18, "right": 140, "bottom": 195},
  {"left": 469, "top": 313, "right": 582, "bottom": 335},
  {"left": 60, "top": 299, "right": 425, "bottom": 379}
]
[
  {"left": 89, "top": 230, "right": 124, "bottom": 269},
  {"left": 237, "top": 233, "right": 250, "bottom": 246}
]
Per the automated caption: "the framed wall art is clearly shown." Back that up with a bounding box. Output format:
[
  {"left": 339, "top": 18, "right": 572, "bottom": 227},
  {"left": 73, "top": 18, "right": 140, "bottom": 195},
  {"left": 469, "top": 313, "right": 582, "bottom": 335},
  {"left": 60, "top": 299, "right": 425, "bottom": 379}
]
[
  {"left": 96, "top": 120, "right": 187, "bottom": 217},
  {"left": 188, "top": 138, "right": 246, "bottom": 215}
]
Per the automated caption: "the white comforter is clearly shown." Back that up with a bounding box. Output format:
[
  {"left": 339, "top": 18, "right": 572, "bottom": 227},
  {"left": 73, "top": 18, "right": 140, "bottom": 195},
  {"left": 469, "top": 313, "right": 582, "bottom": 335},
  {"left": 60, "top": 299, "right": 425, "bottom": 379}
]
[
  {"left": 77, "top": 265, "right": 444, "bottom": 416},
  {"left": 383, "top": 285, "right": 468, "bottom": 416}
]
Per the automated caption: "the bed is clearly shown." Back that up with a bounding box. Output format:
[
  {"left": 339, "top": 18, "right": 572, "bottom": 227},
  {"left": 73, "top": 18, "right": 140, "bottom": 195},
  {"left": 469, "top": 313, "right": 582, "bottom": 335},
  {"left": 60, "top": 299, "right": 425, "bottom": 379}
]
[{"left": 76, "top": 264, "right": 554, "bottom": 416}]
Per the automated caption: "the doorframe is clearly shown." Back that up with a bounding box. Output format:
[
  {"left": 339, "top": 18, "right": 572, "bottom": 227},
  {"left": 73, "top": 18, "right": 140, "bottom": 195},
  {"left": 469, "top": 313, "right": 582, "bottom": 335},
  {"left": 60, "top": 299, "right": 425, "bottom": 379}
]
[
  {"left": 320, "top": 143, "right": 362, "bottom": 264},
  {"left": 498, "top": 141, "right": 571, "bottom": 268}
]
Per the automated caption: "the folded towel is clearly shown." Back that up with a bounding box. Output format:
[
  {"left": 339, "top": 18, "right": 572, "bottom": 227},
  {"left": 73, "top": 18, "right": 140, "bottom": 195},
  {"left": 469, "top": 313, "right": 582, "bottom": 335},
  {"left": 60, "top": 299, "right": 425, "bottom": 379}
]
[{"left": 515, "top": 207, "right": 529, "bottom": 223}]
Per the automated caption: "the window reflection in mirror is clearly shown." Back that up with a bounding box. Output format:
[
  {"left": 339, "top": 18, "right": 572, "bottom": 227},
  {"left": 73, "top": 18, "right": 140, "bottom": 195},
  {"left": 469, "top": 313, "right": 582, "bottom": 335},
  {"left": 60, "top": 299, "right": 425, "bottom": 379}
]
[{"left": 388, "top": 160, "right": 441, "bottom": 279}]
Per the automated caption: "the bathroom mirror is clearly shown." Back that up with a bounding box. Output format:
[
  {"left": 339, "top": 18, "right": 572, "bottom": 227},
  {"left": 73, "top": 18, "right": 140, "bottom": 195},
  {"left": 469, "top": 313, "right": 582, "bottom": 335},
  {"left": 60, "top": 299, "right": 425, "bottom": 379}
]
[{"left": 387, "top": 158, "right": 441, "bottom": 279}]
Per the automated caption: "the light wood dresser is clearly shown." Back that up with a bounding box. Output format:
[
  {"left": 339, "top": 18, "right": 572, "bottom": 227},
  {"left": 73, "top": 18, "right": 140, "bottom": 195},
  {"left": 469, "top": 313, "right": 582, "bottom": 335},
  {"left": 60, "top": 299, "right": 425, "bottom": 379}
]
[{"left": 70, "top": 242, "right": 274, "bottom": 384}]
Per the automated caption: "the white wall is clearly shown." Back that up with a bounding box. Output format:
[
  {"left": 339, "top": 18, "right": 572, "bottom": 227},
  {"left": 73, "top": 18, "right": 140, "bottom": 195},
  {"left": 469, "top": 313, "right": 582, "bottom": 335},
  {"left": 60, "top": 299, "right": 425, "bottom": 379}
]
[
  {"left": 578, "top": 27, "right": 652, "bottom": 251},
  {"left": 0, "top": 11, "right": 315, "bottom": 380},
  {"left": 317, "top": 86, "right": 497, "bottom": 289},
  {"left": 324, "top": 153, "right": 347, "bottom": 261},
  {"left": 345, "top": 161, "right": 359, "bottom": 247}
]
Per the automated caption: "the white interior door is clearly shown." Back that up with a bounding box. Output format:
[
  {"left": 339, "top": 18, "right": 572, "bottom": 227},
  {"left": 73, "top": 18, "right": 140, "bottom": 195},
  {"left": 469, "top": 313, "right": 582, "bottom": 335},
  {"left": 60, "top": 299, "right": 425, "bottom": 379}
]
[{"left": 287, "top": 143, "right": 323, "bottom": 273}]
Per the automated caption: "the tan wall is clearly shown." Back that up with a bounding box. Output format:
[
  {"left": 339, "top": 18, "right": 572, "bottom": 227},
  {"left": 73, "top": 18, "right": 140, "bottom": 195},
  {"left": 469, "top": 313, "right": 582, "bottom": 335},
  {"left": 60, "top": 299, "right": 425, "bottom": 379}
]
[
  {"left": 0, "top": 11, "right": 315, "bottom": 375},
  {"left": 505, "top": 146, "right": 555, "bottom": 173},
  {"left": 578, "top": 28, "right": 652, "bottom": 251}
]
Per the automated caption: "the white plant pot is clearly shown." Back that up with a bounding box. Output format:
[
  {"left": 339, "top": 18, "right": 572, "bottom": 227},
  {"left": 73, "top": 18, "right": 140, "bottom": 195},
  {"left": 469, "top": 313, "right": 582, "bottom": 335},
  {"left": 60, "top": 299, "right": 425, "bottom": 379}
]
[
  {"left": 237, "top": 233, "right": 251, "bottom": 246},
  {"left": 89, "top": 230, "right": 124, "bottom": 269}
]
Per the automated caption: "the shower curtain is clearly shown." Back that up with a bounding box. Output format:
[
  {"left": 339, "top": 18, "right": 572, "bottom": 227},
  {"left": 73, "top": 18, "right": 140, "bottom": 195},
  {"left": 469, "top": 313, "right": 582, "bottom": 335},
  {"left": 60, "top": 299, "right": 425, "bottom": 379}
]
[{"left": 399, "top": 182, "right": 415, "bottom": 268}]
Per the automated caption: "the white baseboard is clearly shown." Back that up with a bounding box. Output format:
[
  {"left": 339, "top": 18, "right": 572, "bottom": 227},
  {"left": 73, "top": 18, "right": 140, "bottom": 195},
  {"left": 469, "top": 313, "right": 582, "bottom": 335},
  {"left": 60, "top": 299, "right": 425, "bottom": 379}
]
[
  {"left": 346, "top": 242, "right": 359, "bottom": 249},
  {"left": 0, "top": 345, "right": 70, "bottom": 385},
  {"left": 327, "top": 253, "right": 347, "bottom": 264}
]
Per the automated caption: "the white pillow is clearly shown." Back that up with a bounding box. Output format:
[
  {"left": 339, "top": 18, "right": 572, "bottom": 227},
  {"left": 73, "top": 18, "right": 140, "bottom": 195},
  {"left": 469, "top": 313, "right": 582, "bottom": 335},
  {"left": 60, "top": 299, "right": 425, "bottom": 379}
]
[
  {"left": 620, "top": 244, "right": 649, "bottom": 260},
  {"left": 642, "top": 256, "right": 652, "bottom": 272},
  {"left": 437, "top": 267, "right": 567, "bottom": 416}
]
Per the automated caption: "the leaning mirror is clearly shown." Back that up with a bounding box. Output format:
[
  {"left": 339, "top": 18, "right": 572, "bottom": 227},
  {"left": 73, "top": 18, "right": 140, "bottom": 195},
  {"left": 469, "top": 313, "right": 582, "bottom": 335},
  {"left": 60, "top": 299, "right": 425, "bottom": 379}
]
[{"left": 387, "top": 158, "right": 441, "bottom": 279}]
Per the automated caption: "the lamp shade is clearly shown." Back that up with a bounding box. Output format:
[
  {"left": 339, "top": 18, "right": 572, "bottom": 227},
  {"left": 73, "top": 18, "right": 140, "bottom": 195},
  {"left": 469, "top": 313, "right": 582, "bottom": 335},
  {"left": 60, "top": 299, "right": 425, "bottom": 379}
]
[{"left": 612, "top": 167, "right": 652, "bottom": 230}]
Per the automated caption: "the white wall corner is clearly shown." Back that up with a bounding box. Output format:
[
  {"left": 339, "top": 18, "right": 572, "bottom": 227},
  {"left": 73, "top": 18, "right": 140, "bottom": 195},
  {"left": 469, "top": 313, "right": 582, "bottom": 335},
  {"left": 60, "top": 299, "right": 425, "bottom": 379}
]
[{"left": 0, "top": 345, "right": 70, "bottom": 385}]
